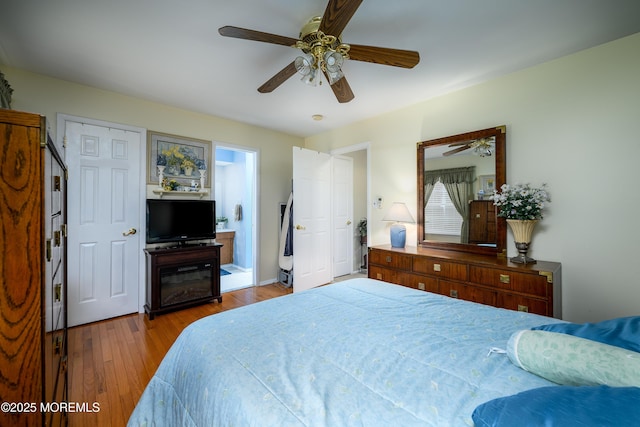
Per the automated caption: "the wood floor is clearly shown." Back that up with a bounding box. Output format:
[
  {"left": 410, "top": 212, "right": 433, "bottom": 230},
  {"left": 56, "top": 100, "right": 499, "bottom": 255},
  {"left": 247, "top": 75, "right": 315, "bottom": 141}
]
[{"left": 67, "top": 283, "right": 292, "bottom": 426}]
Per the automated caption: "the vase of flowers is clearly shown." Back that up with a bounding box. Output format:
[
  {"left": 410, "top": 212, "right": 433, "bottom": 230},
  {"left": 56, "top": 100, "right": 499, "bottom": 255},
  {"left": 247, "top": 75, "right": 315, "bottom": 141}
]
[
  {"left": 216, "top": 216, "right": 228, "bottom": 231},
  {"left": 181, "top": 158, "right": 195, "bottom": 176},
  {"left": 492, "top": 183, "right": 550, "bottom": 264},
  {"left": 162, "top": 178, "right": 179, "bottom": 191}
]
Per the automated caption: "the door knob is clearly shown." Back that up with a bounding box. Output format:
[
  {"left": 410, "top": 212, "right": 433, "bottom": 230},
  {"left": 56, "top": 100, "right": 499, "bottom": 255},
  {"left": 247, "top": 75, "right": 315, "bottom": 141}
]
[
  {"left": 346, "top": 220, "right": 352, "bottom": 225},
  {"left": 295, "top": 225, "right": 306, "bottom": 230},
  {"left": 123, "top": 228, "right": 137, "bottom": 236}
]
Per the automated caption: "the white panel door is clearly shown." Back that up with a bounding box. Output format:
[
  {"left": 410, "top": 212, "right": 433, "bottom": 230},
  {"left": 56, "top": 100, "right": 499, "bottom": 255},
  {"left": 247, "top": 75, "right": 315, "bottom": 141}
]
[
  {"left": 332, "top": 155, "right": 353, "bottom": 277},
  {"left": 65, "top": 120, "right": 142, "bottom": 326},
  {"left": 292, "top": 147, "right": 332, "bottom": 292}
]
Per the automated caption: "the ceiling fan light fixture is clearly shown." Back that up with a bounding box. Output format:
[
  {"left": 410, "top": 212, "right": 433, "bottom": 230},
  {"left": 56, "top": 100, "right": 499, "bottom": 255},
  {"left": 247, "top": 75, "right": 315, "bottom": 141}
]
[
  {"left": 324, "top": 50, "right": 344, "bottom": 72},
  {"left": 294, "top": 53, "right": 315, "bottom": 76},
  {"left": 326, "top": 68, "right": 344, "bottom": 85},
  {"left": 300, "top": 67, "right": 320, "bottom": 86},
  {"left": 471, "top": 138, "right": 495, "bottom": 157},
  {"left": 323, "top": 50, "right": 345, "bottom": 85}
]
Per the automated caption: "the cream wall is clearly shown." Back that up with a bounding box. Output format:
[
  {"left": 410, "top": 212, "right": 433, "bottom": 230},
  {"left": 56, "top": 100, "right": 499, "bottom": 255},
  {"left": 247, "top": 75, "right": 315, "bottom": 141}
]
[
  {"left": 4, "top": 66, "right": 302, "bottom": 285},
  {"left": 4, "top": 31, "right": 639, "bottom": 322},
  {"left": 305, "top": 32, "right": 640, "bottom": 323}
]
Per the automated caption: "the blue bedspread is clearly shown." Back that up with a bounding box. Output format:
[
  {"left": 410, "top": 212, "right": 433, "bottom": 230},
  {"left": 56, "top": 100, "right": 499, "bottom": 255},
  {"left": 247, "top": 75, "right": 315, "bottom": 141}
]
[{"left": 128, "top": 278, "right": 561, "bottom": 426}]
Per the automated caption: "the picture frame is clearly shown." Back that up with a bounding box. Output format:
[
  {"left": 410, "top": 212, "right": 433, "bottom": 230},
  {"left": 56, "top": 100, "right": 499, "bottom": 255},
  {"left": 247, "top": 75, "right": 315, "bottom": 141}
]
[
  {"left": 479, "top": 174, "right": 496, "bottom": 193},
  {"left": 147, "top": 131, "right": 211, "bottom": 187}
]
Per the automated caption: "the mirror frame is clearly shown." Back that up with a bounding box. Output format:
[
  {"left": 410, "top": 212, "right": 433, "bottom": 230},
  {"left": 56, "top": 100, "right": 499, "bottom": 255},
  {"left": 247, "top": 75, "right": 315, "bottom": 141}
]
[{"left": 417, "top": 125, "right": 507, "bottom": 256}]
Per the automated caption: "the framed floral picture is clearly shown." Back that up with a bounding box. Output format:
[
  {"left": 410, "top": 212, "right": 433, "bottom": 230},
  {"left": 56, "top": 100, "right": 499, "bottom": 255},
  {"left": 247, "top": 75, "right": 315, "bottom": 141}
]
[
  {"left": 147, "top": 131, "right": 211, "bottom": 187},
  {"left": 479, "top": 174, "right": 496, "bottom": 193}
]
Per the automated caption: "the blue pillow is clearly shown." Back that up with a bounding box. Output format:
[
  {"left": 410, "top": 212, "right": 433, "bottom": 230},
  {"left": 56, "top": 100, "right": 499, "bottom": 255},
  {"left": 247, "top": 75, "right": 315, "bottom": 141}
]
[
  {"left": 532, "top": 316, "right": 640, "bottom": 353},
  {"left": 472, "top": 386, "right": 640, "bottom": 427}
]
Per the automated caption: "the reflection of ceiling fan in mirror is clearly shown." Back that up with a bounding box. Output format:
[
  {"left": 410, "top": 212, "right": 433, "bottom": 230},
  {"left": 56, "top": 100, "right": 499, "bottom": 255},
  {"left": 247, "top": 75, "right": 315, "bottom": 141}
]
[
  {"left": 218, "top": 0, "right": 420, "bottom": 103},
  {"left": 443, "top": 137, "right": 496, "bottom": 157}
]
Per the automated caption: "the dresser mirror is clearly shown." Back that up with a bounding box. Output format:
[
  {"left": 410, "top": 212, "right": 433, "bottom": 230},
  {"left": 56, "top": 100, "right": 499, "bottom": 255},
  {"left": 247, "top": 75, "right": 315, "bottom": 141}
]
[{"left": 417, "top": 126, "right": 506, "bottom": 256}]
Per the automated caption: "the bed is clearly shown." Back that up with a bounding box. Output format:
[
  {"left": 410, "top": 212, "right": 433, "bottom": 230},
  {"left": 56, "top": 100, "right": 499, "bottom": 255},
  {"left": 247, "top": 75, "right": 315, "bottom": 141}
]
[{"left": 128, "top": 278, "right": 640, "bottom": 426}]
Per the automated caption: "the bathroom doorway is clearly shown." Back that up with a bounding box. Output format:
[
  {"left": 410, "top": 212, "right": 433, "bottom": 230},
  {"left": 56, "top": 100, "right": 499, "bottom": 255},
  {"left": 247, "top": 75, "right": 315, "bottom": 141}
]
[{"left": 214, "top": 145, "right": 257, "bottom": 292}]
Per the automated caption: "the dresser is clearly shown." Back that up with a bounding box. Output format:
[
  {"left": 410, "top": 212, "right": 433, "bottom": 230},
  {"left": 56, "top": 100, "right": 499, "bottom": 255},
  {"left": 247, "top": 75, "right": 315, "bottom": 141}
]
[
  {"left": 468, "top": 200, "right": 496, "bottom": 244},
  {"left": 0, "top": 110, "right": 68, "bottom": 426},
  {"left": 368, "top": 245, "right": 561, "bottom": 318}
]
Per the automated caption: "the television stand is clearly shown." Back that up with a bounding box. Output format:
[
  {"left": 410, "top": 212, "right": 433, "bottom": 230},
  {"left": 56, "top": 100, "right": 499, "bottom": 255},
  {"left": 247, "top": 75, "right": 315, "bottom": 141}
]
[
  {"left": 168, "top": 241, "right": 208, "bottom": 249},
  {"left": 144, "top": 243, "right": 222, "bottom": 319}
]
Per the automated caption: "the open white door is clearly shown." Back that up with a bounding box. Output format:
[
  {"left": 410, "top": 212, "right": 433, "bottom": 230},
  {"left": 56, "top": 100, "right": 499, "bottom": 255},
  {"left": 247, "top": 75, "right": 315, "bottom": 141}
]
[
  {"left": 65, "top": 119, "right": 142, "bottom": 326},
  {"left": 292, "top": 147, "right": 332, "bottom": 292},
  {"left": 332, "top": 155, "right": 353, "bottom": 277}
]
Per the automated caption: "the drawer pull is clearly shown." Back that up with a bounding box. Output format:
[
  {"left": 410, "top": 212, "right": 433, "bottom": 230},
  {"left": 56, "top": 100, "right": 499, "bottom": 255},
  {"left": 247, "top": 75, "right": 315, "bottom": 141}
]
[
  {"left": 499, "top": 274, "right": 510, "bottom": 284},
  {"left": 433, "top": 263, "right": 441, "bottom": 272},
  {"left": 517, "top": 304, "right": 529, "bottom": 312},
  {"left": 385, "top": 256, "right": 392, "bottom": 263},
  {"left": 46, "top": 239, "right": 52, "bottom": 262},
  {"left": 449, "top": 289, "right": 458, "bottom": 298}
]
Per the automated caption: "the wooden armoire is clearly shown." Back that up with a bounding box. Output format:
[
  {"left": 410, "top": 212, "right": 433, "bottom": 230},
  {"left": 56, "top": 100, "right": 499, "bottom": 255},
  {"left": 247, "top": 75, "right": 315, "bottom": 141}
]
[{"left": 0, "top": 109, "right": 68, "bottom": 426}]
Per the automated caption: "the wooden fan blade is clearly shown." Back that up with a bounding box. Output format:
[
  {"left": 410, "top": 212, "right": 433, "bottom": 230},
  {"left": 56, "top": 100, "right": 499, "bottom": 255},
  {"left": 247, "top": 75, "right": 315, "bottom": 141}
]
[
  {"left": 319, "top": 0, "right": 363, "bottom": 36},
  {"left": 258, "top": 61, "right": 298, "bottom": 93},
  {"left": 443, "top": 145, "right": 471, "bottom": 156},
  {"left": 348, "top": 44, "right": 420, "bottom": 68},
  {"left": 448, "top": 139, "right": 475, "bottom": 147},
  {"left": 323, "top": 71, "right": 355, "bottom": 103},
  {"left": 219, "top": 26, "right": 299, "bottom": 47}
]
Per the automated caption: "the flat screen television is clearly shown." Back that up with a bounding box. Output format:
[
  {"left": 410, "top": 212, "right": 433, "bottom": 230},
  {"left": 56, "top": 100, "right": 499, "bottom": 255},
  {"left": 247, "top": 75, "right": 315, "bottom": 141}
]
[{"left": 146, "top": 199, "right": 216, "bottom": 244}]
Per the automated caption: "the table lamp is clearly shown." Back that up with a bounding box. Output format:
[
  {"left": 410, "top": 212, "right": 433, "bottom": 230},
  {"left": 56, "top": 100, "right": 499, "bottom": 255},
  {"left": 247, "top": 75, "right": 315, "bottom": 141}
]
[{"left": 382, "top": 202, "right": 415, "bottom": 248}]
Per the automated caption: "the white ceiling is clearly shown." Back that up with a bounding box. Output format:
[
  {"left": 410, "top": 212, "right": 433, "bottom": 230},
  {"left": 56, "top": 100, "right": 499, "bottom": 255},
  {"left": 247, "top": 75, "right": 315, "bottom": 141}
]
[{"left": 1, "top": 0, "right": 639, "bottom": 138}]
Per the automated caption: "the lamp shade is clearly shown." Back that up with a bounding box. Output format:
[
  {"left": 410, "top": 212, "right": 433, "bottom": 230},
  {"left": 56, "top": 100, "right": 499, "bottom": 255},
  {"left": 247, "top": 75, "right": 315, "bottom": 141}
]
[
  {"left": 382, "top": 202, "right": 415, "bottom": 223},
  {"left": 383, "top": 203, "right": 415, "bottom": 248}
]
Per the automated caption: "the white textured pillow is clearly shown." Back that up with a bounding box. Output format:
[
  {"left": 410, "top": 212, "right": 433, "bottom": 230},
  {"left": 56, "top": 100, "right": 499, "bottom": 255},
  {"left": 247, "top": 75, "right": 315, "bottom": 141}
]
[{"left": 507, "top": 330, "right": 640, "bottom": 386}]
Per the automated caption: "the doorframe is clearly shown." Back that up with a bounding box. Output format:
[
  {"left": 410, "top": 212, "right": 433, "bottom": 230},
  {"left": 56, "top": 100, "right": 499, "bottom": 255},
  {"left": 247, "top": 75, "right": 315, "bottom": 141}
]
[
  {"left": 330, "top": 142, "right": 371, "bottom": 272},
  {"left": 331, "top": 155, "right": 354, "bottom": 278},
  {"left": 56, "top": 114, "right": 148, "bottom": 313},
  {"left": 213, "top": 141, "right": 260, "bottom": 289}
]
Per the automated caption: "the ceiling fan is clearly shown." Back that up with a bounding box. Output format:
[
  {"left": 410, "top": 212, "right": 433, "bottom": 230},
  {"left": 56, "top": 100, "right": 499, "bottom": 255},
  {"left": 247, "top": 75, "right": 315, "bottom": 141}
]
[
  {"left": 443, "top": 137, "right": 495, "bottom": 157},
  {"left": 218, "top": 0, "right": 420, "bottom": 103}
]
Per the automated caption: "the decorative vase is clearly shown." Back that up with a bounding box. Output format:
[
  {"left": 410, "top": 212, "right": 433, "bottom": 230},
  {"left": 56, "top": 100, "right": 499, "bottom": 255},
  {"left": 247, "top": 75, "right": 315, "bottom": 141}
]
[{"left": 506, "top": 219, "right": 538, "bottom": 264}]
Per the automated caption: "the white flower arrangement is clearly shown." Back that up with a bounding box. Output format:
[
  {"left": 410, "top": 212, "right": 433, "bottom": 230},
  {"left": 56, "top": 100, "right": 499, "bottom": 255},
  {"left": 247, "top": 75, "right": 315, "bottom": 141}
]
[{"left": 491, "top": 183, "right": 550, "bottom": 220}]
